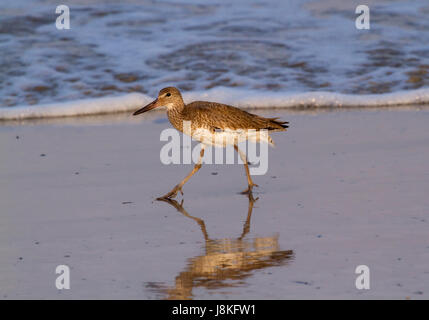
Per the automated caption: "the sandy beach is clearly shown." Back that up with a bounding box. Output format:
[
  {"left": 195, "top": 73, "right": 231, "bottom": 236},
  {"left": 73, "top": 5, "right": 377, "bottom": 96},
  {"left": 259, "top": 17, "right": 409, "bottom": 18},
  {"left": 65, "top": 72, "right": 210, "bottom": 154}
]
[{"left": 1, "top": 107, "right": 428, "bottom": 299}]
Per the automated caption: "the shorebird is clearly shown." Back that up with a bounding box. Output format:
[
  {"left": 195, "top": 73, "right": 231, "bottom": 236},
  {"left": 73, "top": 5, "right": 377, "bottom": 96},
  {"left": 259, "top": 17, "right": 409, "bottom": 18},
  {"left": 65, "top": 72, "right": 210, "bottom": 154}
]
[{"left": 133, "top": 87, "right": 288, "bottom": 199}]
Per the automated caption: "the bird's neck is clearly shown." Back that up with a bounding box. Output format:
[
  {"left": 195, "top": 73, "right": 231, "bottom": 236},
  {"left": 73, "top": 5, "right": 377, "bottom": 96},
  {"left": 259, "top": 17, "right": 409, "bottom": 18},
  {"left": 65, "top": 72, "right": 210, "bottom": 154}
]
[{"left": 167, "top": 105, "right": 185, "bottom": 133}]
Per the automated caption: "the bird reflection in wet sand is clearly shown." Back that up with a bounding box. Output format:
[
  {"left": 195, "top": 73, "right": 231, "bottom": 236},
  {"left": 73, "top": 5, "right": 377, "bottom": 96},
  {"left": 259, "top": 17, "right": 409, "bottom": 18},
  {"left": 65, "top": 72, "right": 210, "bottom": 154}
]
[{"left": 149, "top": 195, "right": 294, "bottom": 300}]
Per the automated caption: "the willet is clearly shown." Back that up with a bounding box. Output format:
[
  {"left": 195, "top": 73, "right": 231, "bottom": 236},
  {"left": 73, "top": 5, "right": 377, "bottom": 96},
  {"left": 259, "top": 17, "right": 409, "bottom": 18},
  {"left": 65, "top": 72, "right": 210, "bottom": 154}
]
[{"left": 133, "top": 87, "right": 288, "bottom": 199}]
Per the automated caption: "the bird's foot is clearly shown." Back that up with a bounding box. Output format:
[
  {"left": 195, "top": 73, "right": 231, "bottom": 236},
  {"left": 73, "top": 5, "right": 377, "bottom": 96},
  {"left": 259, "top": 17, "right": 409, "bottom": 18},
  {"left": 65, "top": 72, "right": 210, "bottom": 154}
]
[
  {"left": 240, "top": 183, "right": 258, "bottom": 195},
  {"left": 247, "top": 192, "right": 259, "bottom": 203},
  {"left": 157, "top": 184, "right": 184, "bottom": 200}
]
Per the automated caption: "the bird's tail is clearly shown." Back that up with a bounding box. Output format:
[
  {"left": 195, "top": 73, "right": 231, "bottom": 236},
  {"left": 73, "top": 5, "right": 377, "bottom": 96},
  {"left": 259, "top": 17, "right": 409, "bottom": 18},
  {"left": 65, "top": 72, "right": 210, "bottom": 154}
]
[{"left": 267, "top": 117, "right": 289, "bottom": 131}]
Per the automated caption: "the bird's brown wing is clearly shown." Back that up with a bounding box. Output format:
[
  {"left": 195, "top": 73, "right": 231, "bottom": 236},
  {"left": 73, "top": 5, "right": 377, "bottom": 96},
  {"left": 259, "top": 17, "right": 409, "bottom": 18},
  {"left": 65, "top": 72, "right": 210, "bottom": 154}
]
[{"left": 184, "top": 101, "right": 288, "bottom": 132}]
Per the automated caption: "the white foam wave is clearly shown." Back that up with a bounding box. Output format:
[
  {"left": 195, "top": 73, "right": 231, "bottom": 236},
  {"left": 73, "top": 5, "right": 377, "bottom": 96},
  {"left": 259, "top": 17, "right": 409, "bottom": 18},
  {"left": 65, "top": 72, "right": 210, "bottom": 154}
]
[
  {"left": 185, "top": 87, "right": 429, "bottom": 109},
  {"left": 1, "top": 88, "right": 429, "bottom": 120},
  {"left": 0, "top": 93, "right": 151, "bottom": 121}
]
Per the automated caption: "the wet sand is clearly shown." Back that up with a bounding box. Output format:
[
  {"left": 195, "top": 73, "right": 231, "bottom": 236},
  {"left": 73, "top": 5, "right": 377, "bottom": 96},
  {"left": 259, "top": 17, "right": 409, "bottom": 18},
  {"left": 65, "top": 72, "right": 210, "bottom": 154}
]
[{"left": 1, "top": 107, "right": 429, "bottom": 299}]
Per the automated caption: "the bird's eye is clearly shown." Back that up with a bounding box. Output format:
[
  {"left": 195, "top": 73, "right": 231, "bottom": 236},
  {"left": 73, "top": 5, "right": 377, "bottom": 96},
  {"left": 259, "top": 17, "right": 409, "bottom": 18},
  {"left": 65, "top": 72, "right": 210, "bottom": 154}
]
[{"left": 166, "top": 93, "right": 171, "bottom": 97}]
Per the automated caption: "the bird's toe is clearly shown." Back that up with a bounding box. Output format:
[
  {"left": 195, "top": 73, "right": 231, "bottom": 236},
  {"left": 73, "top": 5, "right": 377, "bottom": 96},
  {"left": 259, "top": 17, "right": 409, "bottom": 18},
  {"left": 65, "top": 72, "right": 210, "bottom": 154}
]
[
  {"left": 158, "top": 185, "right": 184, "bottom": 200},
  {"left": 240, "top": 183, "right": 258, "bottom": 195}
]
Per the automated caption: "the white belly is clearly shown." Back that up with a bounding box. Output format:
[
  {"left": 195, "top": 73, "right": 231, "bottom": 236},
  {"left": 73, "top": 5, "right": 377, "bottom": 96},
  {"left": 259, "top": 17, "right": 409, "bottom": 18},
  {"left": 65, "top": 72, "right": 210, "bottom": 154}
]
[{"left": 190, "top": 128, "right": 274, "bottom": 147}]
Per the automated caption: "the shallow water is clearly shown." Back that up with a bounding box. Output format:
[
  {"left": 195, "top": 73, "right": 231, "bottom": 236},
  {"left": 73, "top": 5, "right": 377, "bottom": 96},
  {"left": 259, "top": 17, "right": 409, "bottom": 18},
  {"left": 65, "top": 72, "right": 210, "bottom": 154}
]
[
  {"left": 1, "top": 0, "right": 429, "bottom": 108},
  {"left": 1, "top": 108, "right": 429, "bottom": 299}
]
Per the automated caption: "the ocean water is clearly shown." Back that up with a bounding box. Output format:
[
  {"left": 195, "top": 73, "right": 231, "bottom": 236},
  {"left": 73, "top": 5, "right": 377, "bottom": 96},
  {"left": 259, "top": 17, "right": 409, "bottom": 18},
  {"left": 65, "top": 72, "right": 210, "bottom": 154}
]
[{"left": 1, "top": 0, "right": 429, "bottom": 119}]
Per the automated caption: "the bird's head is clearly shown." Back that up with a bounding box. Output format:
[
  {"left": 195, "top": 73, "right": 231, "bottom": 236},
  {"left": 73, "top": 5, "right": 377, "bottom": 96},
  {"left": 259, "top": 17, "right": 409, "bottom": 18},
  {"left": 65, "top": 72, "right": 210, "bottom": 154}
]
[{"left": 133, "top": 87, "right": 183, "bottom": 115}]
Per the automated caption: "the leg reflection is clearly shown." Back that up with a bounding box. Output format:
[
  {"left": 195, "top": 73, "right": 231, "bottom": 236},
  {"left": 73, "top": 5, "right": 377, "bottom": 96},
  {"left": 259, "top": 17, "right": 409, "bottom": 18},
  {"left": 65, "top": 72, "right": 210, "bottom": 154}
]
[{"left": 152, "top": 195, "right": 294, "bottom": 300}]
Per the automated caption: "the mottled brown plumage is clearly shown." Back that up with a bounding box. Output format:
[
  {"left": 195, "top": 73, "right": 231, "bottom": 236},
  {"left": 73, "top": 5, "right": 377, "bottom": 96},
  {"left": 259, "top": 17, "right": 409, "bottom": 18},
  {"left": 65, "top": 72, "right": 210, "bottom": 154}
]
[
  {"left": 132, "top": 87, "right": 289, "bottom": 199},
  {"left": 175, "top": 101, "right": 288, "bottom": 133}
]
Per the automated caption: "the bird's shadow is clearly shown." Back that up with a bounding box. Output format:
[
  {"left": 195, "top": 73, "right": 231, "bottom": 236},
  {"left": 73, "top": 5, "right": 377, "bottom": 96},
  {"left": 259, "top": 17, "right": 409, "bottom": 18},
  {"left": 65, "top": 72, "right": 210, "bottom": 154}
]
[{"left": 147, "top": 194, "right": 294, "bottom": 300}]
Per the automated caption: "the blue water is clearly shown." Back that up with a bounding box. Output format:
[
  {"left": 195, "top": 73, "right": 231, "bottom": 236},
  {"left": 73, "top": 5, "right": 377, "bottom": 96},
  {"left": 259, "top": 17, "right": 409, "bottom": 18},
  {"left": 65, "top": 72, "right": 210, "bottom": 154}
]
[{"left": 1, "top": 0, "right": 429, "bottom": 109}]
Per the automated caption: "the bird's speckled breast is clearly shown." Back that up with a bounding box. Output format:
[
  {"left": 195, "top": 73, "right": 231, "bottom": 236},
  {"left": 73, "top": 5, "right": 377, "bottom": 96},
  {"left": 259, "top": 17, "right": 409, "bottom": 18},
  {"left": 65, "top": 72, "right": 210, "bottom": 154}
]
[{"left": 167, "top": 109, "right": 185, "bottom": 133}]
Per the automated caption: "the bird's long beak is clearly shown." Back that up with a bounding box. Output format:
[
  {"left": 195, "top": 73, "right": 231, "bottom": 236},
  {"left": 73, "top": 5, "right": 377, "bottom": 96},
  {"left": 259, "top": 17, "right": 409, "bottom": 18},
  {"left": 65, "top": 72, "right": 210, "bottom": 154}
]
[{"left": 133, "top": 99, "right": 158, "bottom": 116}]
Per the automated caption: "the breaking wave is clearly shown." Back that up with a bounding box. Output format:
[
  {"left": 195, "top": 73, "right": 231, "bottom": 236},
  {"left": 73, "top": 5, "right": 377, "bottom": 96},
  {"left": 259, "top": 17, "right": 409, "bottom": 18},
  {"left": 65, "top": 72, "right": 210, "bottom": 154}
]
[{"left": 1, "top": 87, "right": 429, "bottom": 120}]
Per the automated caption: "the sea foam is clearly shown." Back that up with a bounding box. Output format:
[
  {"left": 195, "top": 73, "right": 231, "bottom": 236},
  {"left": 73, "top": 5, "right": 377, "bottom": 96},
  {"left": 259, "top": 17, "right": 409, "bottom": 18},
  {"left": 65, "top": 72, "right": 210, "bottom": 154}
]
[{"left": 1, "top": 88, "right": 429, "bottom": 120}]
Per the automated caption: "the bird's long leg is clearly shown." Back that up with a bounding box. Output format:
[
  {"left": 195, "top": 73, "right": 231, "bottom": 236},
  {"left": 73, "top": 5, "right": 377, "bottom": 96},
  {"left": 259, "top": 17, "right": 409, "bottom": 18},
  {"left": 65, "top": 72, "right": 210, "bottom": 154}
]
[
  {"left": 234, "top": 144, "right": 258, "bottom": 194},
  {"left": 237, "top": 193, "right": 258, "bottom": 240},
  {"left": 157, "top": 198, "right": 210, "bottom": 242},
  {"left": 158, "top": 145, "right": 205, "bottom": 199}
]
